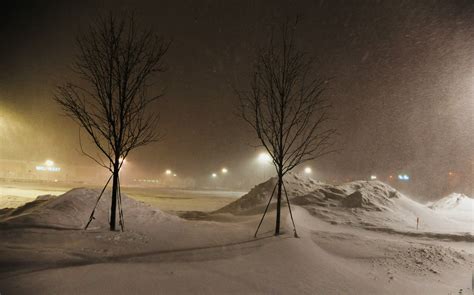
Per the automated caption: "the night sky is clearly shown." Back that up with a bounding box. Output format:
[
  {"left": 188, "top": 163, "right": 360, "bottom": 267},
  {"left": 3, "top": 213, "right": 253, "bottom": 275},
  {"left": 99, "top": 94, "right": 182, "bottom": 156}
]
[{"left": 1, "top": 0, "right": 473, "bottom": 198}]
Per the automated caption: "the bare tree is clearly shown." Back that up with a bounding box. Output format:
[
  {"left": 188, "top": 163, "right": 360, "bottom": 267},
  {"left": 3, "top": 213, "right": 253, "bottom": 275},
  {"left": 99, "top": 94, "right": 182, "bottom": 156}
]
[
  {"left": 237, "top": 21, "right": 336, "bottom": 237},
  {"left": 55, "top": 13, "right": 170, "bottom": 231}
]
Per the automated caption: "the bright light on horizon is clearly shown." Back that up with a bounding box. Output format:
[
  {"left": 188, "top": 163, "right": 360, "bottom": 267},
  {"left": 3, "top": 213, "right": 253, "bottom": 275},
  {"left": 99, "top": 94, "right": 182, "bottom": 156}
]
[
  {"left": 211, "top": 173, "right": 217, "bottom": 178},
  {"left": 257, "top": 152, "right": 272, "bottom": 164},
  {"left": 398, "top": 174, "right": 410, "bottom": 181},
  {"left": 221, "top": 168, "right": 228, "bottom": 174},
  {"left": 370, "top": 175, "right": 377, "bottom": 180},
  {"left": 165, "top": 169, "right": 172, "bottom": 175},
  {"left": 304, "top": 167, "right": 312, "bottom": 174},
  {"left": 45, "top": 159, "right": 54, "bottom": 166}
]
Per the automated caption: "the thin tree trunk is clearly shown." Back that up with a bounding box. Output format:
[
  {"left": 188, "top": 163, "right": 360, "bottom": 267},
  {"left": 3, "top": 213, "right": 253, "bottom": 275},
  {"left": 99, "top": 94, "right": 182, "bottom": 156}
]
[
  {"left": 275, "top": 174, "right": 283, "bottom": 236},
  {"left": 110, "top": 162, "right": 119, "bottom": 231}
]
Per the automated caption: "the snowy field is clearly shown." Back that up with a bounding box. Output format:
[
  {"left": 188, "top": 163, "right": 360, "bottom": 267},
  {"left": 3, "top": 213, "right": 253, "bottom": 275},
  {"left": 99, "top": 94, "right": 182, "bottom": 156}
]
[
  {"left": 0, "top": 182, "right": 242, "bottom": 212},
  {"left": 0, "top": 176, "right": 472, "bottom": 294}
]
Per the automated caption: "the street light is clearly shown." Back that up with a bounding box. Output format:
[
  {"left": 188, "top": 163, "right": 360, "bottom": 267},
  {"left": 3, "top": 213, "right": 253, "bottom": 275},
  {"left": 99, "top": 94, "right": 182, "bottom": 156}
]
[
  {"left": 304, "top": 167, "right": 312, "bottom": 174},
  {"left": 257, "top": 152, "right": 272, "bottom": 164},
  {"left": 221, "top": 168, "right": 228, "bottom": 174},
  {"left": 165, "top": 169, "right": 172, "bottom": 175},
  {"left": 257, "top": 152, "right": 272, "bottom": 182},
  {"left": 211, "top": 173, "right": 217, "bottom": 178},
  {"left": 398, "top": 174, "right": 410, "bottom": 181}
]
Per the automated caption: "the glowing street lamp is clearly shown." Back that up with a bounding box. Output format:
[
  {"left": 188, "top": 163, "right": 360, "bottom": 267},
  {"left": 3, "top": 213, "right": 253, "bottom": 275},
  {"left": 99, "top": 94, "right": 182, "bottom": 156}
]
[
  {"left": 165, "top": 169, "right": 172, "bottom": 175},
  {"left": 304, "top": 167, "right": 312, "bottom": 174},
  {"left": 221, "top": 168, "right": 228, "bottom": 174},
  {"left": 257, "top": 152, "right": 272, "bottom": 164},
  {"left": 211, "top": 173, "right": 217, "bottom": 178}
]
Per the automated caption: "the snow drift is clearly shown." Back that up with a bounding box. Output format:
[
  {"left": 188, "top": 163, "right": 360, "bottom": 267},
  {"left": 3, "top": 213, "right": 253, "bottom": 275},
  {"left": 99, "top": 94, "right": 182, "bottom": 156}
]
[
  {"left": 217, "top": 175, "right": 473, "bottom": 237},
  {"left": 216, "top": 173, "right": 324, "bottom": 214},
  {"left": 218, "top": 175, "right": 401, "bottom": 214},
  {"left": 429, "top": 193, "right": 473, "bottom": 211},
  {"left": 0, "top": 188, "right": 173, "bottom": 229}
]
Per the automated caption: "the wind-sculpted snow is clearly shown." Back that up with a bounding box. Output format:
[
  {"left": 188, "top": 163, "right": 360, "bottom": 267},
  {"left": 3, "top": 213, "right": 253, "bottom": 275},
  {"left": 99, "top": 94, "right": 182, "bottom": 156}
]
[
  {"left": 216, "top": 173, "right": 325, "bottom": 214},
  {"left": 0, "top": 188, "right": 174, "bottom": 229},
  {"left": 216, "top": 176, "right": 472, "bottom": 237},
  {"left": 218, "top": 176, "right": 402, "bottom": 213},
  {"left": 429, "top": 193, "right": 473, "bottom": 211}
]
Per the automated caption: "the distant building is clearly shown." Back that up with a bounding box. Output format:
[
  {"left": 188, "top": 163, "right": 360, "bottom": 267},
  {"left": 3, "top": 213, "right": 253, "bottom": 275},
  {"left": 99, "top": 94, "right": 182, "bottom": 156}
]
[{"left": 0, "top": 158, "right": 107, "bottom": 184}]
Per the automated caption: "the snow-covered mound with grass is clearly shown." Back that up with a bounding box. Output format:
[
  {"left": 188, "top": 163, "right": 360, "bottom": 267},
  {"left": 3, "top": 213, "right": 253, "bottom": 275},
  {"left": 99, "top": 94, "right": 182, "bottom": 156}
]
[
  {"left": 0, "top": 188, "right": 174, "bottom": 229},
  {"left": 429, "top": 193, "right": 473, "bottom": 211},
  {"left": 217, "top": 176, "right": 473, "bottom": 237}
]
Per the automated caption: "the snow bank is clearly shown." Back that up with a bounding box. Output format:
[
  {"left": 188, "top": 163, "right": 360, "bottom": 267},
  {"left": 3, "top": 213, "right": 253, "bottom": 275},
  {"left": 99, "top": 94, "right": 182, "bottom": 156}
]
[
  {"left": 296, "top": 181, "right": 401, "bottom": 211},
  {"left": 428, "top": 193, "right": 473, "bottom": 225},
  {"left": 0, "top": 188, "right": 173, "bottom": 229},
  {"left": 216, "top": 173, "right": 324, "bottom": 214},
  {"left": 429, "top": 193, "right": 473, "bottom": 211},
  {"left": 218, "top": 177, "right": 401, "bottom": 214},
  {"left": 216, "top": 176, "right": 473, "bottom": 236}
]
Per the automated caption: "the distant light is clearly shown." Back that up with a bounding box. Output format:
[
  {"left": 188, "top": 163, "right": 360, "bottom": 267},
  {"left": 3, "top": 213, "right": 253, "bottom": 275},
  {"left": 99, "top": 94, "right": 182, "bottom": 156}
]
[
  {"left": 257, "top": 152, "right": 272, "bottom": 164},
  {"left": 222, "top": 168, "right": 228, "bottom": 174},
  {"left": 173, "top": 174, "right": 177, "bottom": 177},
  {"left": 211, "top": 173, "right": 217, "bottom": 178},
  {"left": 389, "top": 175, "right": 393, "bottom": 179},
  {"left": 448, "top": 171, "right": 454, "bottom": 176},
  {"left": 36, "top": 165, "right": 60, "bottom": 172},
  {"left": 398, "top": 174, "right": 410, "bottom": 181},
  {"left": 370, "top": 175, "right": 377, "bottom": 180},
  {"left": 45, "top": 160, "right": 54, "bottom": 167},
  {"left": 165, "top": 169, "right": 172, "bottom": 175},
  {"left": 304, "top": 167, "right": 312, "bottom": 174}
]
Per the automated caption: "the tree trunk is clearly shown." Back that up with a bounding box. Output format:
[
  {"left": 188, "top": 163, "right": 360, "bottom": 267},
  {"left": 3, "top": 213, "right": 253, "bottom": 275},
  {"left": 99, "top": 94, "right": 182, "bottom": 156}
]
[
  {"left": 275, "top": 174, "right": 283, "bottom": 236},
  {"left": 110, "top": 162, "right": 119, "bottom": 231}
]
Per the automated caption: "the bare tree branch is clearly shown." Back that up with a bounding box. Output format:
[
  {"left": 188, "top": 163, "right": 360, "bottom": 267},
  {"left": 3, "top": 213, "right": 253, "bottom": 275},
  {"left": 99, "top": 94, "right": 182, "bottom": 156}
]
[
  {"left": 236, "top": 19, "right": 337, "bottom": 236},
  {"left": 54, "top": 12, "right": 170, "bottom": 231}
]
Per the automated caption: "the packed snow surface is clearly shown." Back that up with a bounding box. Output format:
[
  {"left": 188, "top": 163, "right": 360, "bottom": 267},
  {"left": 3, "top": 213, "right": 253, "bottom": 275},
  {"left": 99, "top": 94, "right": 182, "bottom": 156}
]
[{"left": 0, "top": 181, "right": 472, "bottom": 294}]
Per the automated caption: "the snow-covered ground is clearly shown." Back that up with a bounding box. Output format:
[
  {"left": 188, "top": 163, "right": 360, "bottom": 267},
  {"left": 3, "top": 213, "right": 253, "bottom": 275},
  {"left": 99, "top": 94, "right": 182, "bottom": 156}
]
[
  {"left": 0, "top": 183, "right": 242, "bottom": 212},
  {"left": 0, "top": 176, "right": 472, "bottom": 294}
]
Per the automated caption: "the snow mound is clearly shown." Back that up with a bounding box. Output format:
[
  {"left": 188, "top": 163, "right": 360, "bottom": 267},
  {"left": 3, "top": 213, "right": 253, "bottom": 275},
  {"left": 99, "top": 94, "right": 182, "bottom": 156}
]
[
  {"left": 216, "top": 173, "right": 323, "bottom": 214},
  {"left": 429, "top": 193, "right": 473, "bottom": 211},
  {"left": 218, "top": 177, "right": 400, "bottom": 214},
  {"left": 217, "top": 176, "right": 472, "bottom": 236},
  {"left": 35, "top": 194, "right": 56, "bottom": 201},
  {"left": 291, "top": 182, "right": 392, "bottom": 209},
  {"left": 0, "top": 188, "right": 173, "bottom": 230}
]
